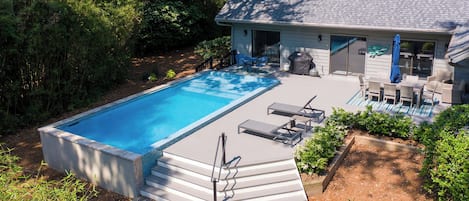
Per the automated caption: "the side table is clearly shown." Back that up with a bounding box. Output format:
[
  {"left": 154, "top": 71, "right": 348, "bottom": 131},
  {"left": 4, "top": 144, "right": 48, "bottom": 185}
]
[{"left": 291, "top": 115, "right": 312, "bottom": 131}]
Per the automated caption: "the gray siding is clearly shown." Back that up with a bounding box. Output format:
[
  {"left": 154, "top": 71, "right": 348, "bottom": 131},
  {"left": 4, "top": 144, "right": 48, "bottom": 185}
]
[
  {"left": 364, "top": 36, "right": 392, "bottom": 78},
  {"left": 230, "top": 24, "right": 453, "bottom": 78},
  {"left": 281, "top": 28, "right": 330, "bottom": 75},
  {"left": 232, "top": 24, "right": 252, "bottom": 56}
]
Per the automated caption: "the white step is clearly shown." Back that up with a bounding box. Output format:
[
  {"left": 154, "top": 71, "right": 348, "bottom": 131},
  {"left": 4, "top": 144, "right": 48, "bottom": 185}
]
[
  {"left": 153, "top": 164, "right": 300, "bottom": 190},
  {"left": 146, "top": 175, "right": 212, "bottom": 200},
  {"left": 140, "top": 185, "right": 204, "bottom": 201},
  {"left": 140, "top": 152, "right": 306, "bottom": 200},
  {"left": 159, "top": 152, "right": 296, "bottom": 178},
  {"left": 145, "top": 174, "right": 304, "bottom": 201}
]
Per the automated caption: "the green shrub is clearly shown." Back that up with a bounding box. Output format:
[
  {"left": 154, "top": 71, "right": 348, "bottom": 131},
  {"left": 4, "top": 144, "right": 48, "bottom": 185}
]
[
  {"left": 327, "top": 107, "right": 357, "bottom": 129},
  {"left": 363, "top": 112, "right": 413, "bottom": 138},
  {"left": 0, "top": 0, "right": 140, "bottom": 134},
  {"left": 194, "top": 36, "right": 231, "bottom": 60},
  {"left": 135, "top": 0, "right": 206, "bottom": 53},
  {"left": 165, "top": 69, "right": 176, "bottom": 79},
  {"left": 418, "top": 105, "right": 469, "bottom": 200},
  {"left": 430, "top": 131, "right": 469, "bottom": 200},
  {"left": 148, "top": 73, "right": 158, "bottom": 82},
  {"left": 0, "top": 144, "right": 97, "bottom": 200},
  {"left": 327, "top": 106, "right": 414, "bottom": 139},
  {"left": 296, "top": 106, "right": 415, "bottom": 175},
  {"left": 295, "top": 124, "right": 346, "bottom": 174},
  {"left": 429, "top": 131, "right": 469, "bottom": 200},
  {"left": 433, "top": 105, "right": 469, "bottom": 133}
]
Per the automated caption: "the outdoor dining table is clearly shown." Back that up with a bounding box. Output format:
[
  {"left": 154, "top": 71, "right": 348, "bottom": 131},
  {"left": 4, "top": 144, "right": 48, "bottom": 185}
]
[{"left": 367, "top": 77, "right": 425, "bottom": 107}]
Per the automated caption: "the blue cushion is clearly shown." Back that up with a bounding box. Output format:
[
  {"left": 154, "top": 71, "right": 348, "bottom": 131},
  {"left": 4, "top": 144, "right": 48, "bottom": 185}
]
[
  {"left": 236, "top": 54, "right": 255, "bottom": 65},
  {"left": 256, "top": 56, "right": 268, "bottom": 66}
]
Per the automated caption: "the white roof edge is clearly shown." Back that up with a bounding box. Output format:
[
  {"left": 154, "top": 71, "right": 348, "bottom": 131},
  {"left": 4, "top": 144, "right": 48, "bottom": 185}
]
[
  {"left": 447, "top": 48, "right": 469, "bottom": 63},
  {"left": 215, "top": 18, "right": 452, "bottom": 34}
]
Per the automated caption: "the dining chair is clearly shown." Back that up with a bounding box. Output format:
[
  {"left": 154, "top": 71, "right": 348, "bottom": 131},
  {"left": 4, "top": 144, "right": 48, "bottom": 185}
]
[
  {"left": 422, "top": 87, "right": 436, "bottom": 107},
  {"left": 367, "top": 81, "right": 381, "bottom": 101},
  {"left": 383, "top": 83, "right": 397, "bottom": 104},
  {"left": 358, "top": 74, "right": 368, "bottom": 99},
  {"left": 399, "top": 85, "right": 414, "bottom": 106}
]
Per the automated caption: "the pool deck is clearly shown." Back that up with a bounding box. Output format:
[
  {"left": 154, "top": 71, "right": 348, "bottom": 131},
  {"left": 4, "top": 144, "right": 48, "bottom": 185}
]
[{"left": 164, "top": 68, "right": 448, "bottom": 167}]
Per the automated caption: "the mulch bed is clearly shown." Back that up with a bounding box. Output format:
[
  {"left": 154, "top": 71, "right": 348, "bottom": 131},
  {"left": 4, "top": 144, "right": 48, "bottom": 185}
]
[{"left": 308, "top": 130, "right": 432, "bottom": 201}]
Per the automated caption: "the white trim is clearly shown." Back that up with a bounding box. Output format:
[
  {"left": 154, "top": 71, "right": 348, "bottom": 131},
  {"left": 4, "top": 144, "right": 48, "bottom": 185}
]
[{"left": 215, "top": 18, "right": 453, "bottom": 35}]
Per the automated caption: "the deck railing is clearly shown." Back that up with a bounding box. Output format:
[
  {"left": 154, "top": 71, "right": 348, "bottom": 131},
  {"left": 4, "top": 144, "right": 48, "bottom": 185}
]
[
  {"left": 195, "top": 50, "right": 237, "bottom": 72},
  {"left": 195, "top": 57, "right": 213, "bottom": 72},
  {"left": 214, "top": 50, "right": 237, "bottom": 70}
]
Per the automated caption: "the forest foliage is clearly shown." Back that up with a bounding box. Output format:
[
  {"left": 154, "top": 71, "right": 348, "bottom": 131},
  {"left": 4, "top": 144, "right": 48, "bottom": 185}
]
[{"left": 0, "top": 0, "right": 227, "bottom": 134}]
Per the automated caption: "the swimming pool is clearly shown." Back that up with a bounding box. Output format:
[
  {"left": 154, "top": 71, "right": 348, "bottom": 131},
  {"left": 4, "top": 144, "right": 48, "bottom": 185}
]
[
  {"left": 58, "top": 71, "right": 278, "bottom": 154},
  {"left": 38, "top": 70, "right": 279, "bottom": 197}
]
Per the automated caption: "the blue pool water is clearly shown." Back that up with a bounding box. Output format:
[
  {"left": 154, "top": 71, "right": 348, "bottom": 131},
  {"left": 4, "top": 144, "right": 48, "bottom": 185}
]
[{"left": 58, "top": 71, "right": 279, "bottom": 154}]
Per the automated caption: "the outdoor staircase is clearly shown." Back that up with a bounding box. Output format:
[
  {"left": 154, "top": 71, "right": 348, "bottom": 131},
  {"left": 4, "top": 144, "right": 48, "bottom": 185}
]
[{"left": 140, "top": 152, "right": 307, "bottom": 200}]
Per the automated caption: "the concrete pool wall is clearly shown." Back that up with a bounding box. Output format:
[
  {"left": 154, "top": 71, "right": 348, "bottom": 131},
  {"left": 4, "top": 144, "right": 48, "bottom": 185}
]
[{"left": 39, "top": 126, "right": 145, "bottom": 197}]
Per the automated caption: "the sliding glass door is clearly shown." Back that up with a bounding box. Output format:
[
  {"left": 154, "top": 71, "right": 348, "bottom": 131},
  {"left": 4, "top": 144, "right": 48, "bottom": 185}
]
[
  {"left": 252, "top": 30, "right": 280, "bottom": 64},
  {"left": 330, "top": 35, "right": 366, "bottom": 75}
]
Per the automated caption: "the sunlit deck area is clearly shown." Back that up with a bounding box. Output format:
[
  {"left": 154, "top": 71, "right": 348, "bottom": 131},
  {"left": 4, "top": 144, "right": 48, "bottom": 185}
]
[{"left": 164, "top": 66, "right": 449, "bottom": 167}]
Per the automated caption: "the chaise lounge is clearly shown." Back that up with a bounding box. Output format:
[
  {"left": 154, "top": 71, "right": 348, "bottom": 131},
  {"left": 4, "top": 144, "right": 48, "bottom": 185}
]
[
  {"left": 267, "top": 95, "right": 325, "bottom": 122},
  {"left": 238, "top": 119, "right": 303, "bottom": 145}
]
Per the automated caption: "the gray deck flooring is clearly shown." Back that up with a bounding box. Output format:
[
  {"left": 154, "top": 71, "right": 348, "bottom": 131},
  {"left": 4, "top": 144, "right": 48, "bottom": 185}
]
[{"left": 164, "top": 70, "right": 445, "bottom": 167}]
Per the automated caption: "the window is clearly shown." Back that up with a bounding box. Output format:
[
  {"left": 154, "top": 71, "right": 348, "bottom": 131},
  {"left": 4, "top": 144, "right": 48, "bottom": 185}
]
[{"left": 399, "top": 40, "right": 435, "bottom": 78}]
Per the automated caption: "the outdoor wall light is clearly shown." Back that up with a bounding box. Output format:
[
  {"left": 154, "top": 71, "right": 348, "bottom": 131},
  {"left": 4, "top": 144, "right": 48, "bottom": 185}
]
[
  {"left": 244, "top": 29, "right": 248, "bottom": 36},
  {"left": 318, "top": 34, "right": 322, "bottom": 42}
]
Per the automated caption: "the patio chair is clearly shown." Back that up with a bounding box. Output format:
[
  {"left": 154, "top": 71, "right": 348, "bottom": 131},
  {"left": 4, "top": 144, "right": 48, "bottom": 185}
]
[
  {"left": 358, "top": 74, "right": 368, "bottom": 98},
  {"left": 383, "top": 83, "right": 398, "bottom": 104},
  {"left": 267, "top": 95, "right": 326, "bottom": 122},
  {"left": 399, "top": 85, "right": 414, "bottom": 106},
  {"left": 422, "top": 87, "right": 437, "bottom": 107},
  {"left": 367, "top": 81, "right": 381, "bottom": 101},
  {"left": 238, "top": 119, "right": 303, "bottom": 145},
  {"left": 425, "top": 69, "right": 452, "bottom": 93}
]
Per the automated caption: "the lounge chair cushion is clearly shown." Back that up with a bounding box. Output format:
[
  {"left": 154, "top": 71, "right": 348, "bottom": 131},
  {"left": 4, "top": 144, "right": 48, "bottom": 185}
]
[
  {"left": 238, "top": 119, "right": 303, "bottom": 145},
  {"left": 267, "top": 95, "right": 325, "bottom": 122}
]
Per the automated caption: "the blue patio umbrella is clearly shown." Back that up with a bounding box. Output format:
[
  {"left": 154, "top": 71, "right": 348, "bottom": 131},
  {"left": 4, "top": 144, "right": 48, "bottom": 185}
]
[{"left": 390, "top": 34, "right": 401, "bottom": 83}]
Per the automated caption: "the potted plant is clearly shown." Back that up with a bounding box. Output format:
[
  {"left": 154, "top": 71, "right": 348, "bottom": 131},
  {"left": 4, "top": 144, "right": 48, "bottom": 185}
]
[
  {"left": 421, "top": 42, "right": 434, "bottom": 54},
  {"left": 400, "top": 42, "right": 413, "bottom": 53}
]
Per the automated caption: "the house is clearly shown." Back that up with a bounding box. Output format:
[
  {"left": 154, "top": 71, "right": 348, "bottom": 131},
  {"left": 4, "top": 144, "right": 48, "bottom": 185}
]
[{"left": 215, "top": 0, "right": 469, "bottom": 83}]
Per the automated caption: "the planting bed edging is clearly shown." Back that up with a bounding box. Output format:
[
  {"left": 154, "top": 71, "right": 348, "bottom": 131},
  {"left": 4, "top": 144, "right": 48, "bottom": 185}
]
[{"left": 302, "top": 135, "right": 420, "bottom": 198}]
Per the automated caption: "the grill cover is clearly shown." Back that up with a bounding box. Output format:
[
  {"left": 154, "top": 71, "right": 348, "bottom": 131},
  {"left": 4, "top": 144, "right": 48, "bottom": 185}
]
[{"left": 288, "top": 51, "right": 313, "bottom": 75}]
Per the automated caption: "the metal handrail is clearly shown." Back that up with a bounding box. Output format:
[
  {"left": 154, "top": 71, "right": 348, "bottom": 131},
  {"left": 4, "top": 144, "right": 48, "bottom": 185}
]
[
  {"left": 195, "top": 57, "right": 213, "bottom": 72},
  {"left": 215, "top": 50, "right": 237, "bottom": 70},
  {"left": 210, "top": 133, "right": 227, "bottom": 201},
  {"left": 195, "top": 50, "right": 237, "bottom": 72}
]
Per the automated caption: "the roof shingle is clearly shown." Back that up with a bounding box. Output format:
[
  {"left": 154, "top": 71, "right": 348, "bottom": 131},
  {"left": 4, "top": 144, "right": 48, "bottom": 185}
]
[{"left": 216, "top": 0, "right": 469, "bottom": 33}]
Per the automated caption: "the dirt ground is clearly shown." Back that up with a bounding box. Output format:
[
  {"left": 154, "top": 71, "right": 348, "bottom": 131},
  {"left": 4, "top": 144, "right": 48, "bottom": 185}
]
[
  {"left": 2, "top": 48, "right": 432, "bottom": 200},
  {"left": 309, "top": 131, "right": 432, "bottom": 201},
  {"left": 1, "top": 47, "right": 203, "bottom": 201}
]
